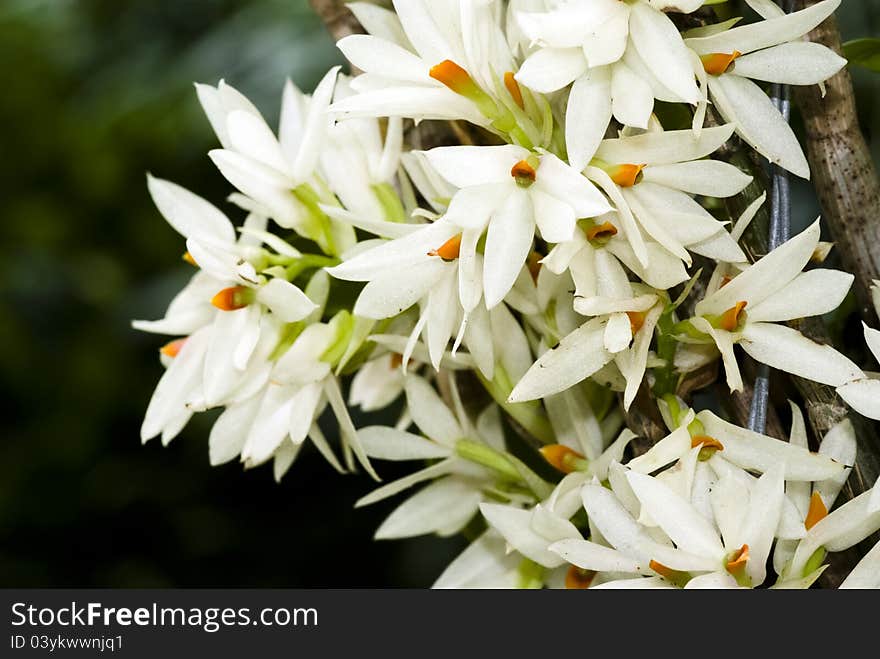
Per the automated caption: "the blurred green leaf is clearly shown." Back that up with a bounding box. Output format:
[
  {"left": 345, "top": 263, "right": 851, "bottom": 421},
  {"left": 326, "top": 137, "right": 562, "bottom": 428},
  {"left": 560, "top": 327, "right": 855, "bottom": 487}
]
[{"left": 844, "top": 38, "right": 880, "bottom": 72}]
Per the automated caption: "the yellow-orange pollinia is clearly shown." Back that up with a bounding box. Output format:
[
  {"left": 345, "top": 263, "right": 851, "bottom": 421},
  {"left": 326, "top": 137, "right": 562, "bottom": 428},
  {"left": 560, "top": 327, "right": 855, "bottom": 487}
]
[
  {"left": 626, "top": 310, "right": 646, "bottom": 336},
  {"left": 565, "top": 566, "right": 596, "bottom": 590},
  {"left": 211, "top": 286, "right": 253, "bottom": 311},
  {"left": 427, "top": 233, "right": 463, "bottom": 261},
  {"left": 511, "top": 159, "right": 537, "bottom": 187},
  {"left": 608, "top": 163, "right": 646, "bottom": 188},
  {"left": 585, "top": 221, "right": 618, "bottom": 242},
  {"left": 503, "top": 71, "right": 525, "bottom": 109},
  {"left": 429, "top": 60, "right": 479, "bottom": 97},
  {"left": 539, "top": 444, "right": 588, "bottom": 474},
  {"left": 159, "top": 338, "right": 187, "bottom": 358},
  {"left": 726, "top": 544, "right": 749, "bottom": 577},
  {"left": 805, "top": 491, "right": 829, "bottom": 530},
  {"left": 718, "top": 301, "right": 748, "bottom": 332},
  {"left": 701, "top": 51, "right": 742, "bottom": 76}
]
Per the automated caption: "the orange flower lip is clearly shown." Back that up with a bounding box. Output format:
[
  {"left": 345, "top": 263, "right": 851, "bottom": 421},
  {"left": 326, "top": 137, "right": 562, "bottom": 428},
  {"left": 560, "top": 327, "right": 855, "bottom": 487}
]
[
  {"left": 504, "top": 71, "right": 524, "bottom": 109},
  {"left": 160, "top": 338, "right": 187, "bottom": 358},
  {"left": 608, "top": 163, "right": 646, "bottom": 188},
  {"left": 726, "top": 544, "right": 749, "bottom": 575},
  {"left": 626, "top": 310, "right": 646, "bottom": 336},
  {"left": 585, "top": 221, "right": 618, "bottom": 242},
  {"left": 690, "top": 435, "right": 724, "bottom": 452},
  {"left": 429, "top": 59, "right": 477, "bottom": 96},
  {"left": 427, "top": 233, "right": 462, "bottom": 261},
  {"left": 511, "top": 159, "right": 537, "bottom": 186},
  {"left": 701, "top": 51, "right": 742, "bottom": 76},
  {"left": 565, "top": 565, "right": 596, "bottom": 589},
  {"left": 718, "top": 300, "right": 748, "bottom": 332},
  {"left": 539, "top": 444, "right": 587, "bottom": 474},
  {"left": 211, "top": 285, "right": 252, "bottom": 311},
  {"left": 805, "top": 491, "right": 828, "bottom": 530}
]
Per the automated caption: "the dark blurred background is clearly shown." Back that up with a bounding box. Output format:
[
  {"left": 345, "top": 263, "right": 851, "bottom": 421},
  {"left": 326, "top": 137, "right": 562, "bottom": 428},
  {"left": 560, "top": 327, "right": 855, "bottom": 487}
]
[{"left": 0, "top": 0, "right": 877, "bottom": 588}]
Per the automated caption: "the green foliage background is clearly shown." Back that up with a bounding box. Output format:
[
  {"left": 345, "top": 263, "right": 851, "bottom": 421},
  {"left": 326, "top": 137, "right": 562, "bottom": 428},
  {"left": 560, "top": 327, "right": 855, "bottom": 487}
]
[{"left": 0, "top": 0, "right": 877, "bottom": 587}]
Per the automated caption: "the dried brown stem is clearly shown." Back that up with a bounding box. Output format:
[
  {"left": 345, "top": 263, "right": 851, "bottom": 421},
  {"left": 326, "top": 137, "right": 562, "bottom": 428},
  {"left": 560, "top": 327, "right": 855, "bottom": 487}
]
[
  {"left": 794, "top": 0, "right": 880, "bottom": 323},
  {"left": 308, "top": 0, "right": 364, "bottom": 42}
]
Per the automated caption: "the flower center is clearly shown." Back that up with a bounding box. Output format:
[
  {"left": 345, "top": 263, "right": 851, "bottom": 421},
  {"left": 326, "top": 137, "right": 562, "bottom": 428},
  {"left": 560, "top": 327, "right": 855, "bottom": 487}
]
[
  {"left": 527, "top": 250, "right": 542, "bottom": 283},
  {"left": 701, "top": 51, "right": 742, "bottom": 76},
  {"left": 160, "top": 338, "right": 187, "bottom": 358},
  {"left": 725, "top": 544, "right": 749, "bottom": 577},
  {"left": 709, "top": 300, "right": 748, "bottom": 332},
  {"left": 585, "top": 220, "right": 618, "bottom": 243},
  {"left": 211, "top": 285, "right": 254, "bottom": 311},
  {"left": 649, "top": 560, "right": 691, "bottom": 587},
  {"left": 691, "top": 434, "right": 724, "bottom": 461},
  {"left": 564, "top": 566, "right": 596, "bottom": 589},
  {"left": 608, "top": 163, "right": 646, "bottom": 188},
  {"left": 539, "top": 444, "right": 589, "bottom": 474},
  {"left": 503, "top": 72, "right": 525, "bottom": 109},
  {"left": 805, "top": 491, "right": 828, "bottom": 530},
  {"left": 626, "top": 310, "right": 646, "bottom": 335},
  {"left": 511, "top": 157, "right": 538, "bottom": 188},
  {"left": 427, "top": 233, "right": 462, "bottom": 261},
  {"left": 429, "top": 60, "right": 478, "bottom": 96}
]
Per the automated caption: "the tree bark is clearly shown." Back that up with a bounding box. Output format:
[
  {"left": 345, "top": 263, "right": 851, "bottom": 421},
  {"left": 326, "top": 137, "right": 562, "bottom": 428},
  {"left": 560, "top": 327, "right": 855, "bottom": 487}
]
[
  {"left": 308, "top": 0, "right": 364, "bottom": 42},
  {"left": 794, "top": 0, "right": 880, "bottom": 324}
]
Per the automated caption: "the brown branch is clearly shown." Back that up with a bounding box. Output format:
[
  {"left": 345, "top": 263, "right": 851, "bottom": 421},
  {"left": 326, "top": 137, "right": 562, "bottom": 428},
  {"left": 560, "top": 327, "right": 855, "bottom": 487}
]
[
  {"left": 794, "top": 0, "right": 880, "bottom": 324},
  {"left": 308, "top": 0, "right": 364, "bottom": 42}
]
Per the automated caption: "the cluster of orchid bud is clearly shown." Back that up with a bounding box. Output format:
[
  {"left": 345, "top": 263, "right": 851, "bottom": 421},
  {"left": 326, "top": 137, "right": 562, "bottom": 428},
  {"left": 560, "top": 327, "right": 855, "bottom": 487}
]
[{"left": 135, "top": 0, "right": 880, "bottom": 588}]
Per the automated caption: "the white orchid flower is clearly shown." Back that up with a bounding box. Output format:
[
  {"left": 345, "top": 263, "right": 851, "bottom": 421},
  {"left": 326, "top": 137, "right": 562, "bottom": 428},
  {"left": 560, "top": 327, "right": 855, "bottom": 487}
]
[
  {"left": 685, "top": 219, "right": 862, "bottom": 392},
  {"left": 332, "top": 0, "right": 530, "bottom": 134},
  {"left": 686, "top": 0, "right": 846, "bottom": 178},
  {"left": 197, "top": 70, "right": 355, "bottom": 255},
  {"left": 208, "top": 320, "right": 378, "bottom": 482},
  {"left": 422, "top": 144, "right": 611, "bottom": 308},
  {"left": 586, "top": 123, "right": 748, "bottom": 268},
  {"left": 358, "top": 375, "right": 526, "bottom": 540},
  {"left": 514, "top": 0, "right": 701, "bottom": 169}
]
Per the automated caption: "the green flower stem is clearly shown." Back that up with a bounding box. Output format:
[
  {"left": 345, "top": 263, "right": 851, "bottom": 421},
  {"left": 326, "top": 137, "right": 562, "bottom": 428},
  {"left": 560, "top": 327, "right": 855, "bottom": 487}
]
[{"left": 455, "top": 440, "right": 521, "bottom": 481}]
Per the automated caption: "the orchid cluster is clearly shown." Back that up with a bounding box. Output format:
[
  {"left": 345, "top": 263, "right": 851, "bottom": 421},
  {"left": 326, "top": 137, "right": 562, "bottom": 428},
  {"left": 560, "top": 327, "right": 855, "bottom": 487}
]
[{"left": 135, "top": 0, "right": 880, "bottom": 588}]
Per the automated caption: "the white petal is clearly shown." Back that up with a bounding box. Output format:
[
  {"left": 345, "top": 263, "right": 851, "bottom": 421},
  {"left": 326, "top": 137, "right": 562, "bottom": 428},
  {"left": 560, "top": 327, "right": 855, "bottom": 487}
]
[
  {"left": 337, "top": 34, "right": 429, "bottom": 84},
  {"left": 697, "top": 410, "right": 849, "bottom": 481},
  {"left": 292, "top": 66, "right": 340, "bottom": 182},
  {"left": 696, "top": 220, "right": 820, "bottom": 316},
  {"left": 255, "top": 278, "right": 317, "bottom": 322},
  {"left": 837, "top": 379, "right": 880, "bottom": 421},
  {"left": 530, "top": 189, "right": 576, "bottom": 243},
  {"left": 747, "top": 270, "right": 854, "bottom": 323},
  {"left": 483, "top": 190, "right": 534, "bottom": 309},
  {"left": 146, "top": 175, "right": 235, "bottom": 243},
  {"left": 629, "top": 3, "right": 700, "bottom": 104},
  {"left": 549, "top": 538, "right": 643, "bottom": 573},
  {"left": 508, "top": 322, "right": 612, "bottom": 402},
  {"left": 641, "top": 161, "right": 752, "bottom": 198},
  {"left": 839, "top": 540, "right": 880, "bottom": 589},
  {"left": 375, "top": 476, "right": 482, "bottom": 539},
  {"left": 225, "top": 110, "right": 289, "bottom": 174},
  {"left": 208, "top": 395, "right": 259, "bottom": 465},
  {"left": 358, "top": 425, "right": 449, "bottom": 461},
  {"left": 405, "top": 375, "right": 463, "bottom": 446},
  {"left": 740, "top": 322, "right": 864, "bottom": 387},
  {"left": 733, "top": 42, "right": 846, "bottom": 86},
  {"left": 481, "top": 503, "right": 581, "bottom": 569},
  {"left": 595, "top": 124, "right": 735, "bottom": 166},
  {"left": 354, "top": 258, "right": 449, "bottom": 319},
  {"left": 536, "top": 152, "right": 612, "bottom": 218},
  {"left": 515, "top": 47, "right": 587, "bottom": 93},
  {"left": 626, "top": 471, "right": 725, "bottom": 559},
  {"left": 565, "top": 69, "right": 612, "bottom": 171},
  {"left": 685, "top": 0, "right": 842, "bottom": 56},
  {"left": 424, "top": 145, "right": 527, "bottom": 189},
  {"left": 611, "top": 61, "right": 654, "bottom": 129},
  {"left": 708, "top": 74, "right": 810, "bottom": 179}
]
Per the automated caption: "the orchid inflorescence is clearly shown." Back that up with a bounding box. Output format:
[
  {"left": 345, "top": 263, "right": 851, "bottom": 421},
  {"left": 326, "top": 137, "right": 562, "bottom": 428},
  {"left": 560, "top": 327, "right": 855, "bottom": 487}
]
[{"left": 134, "top": 0, "right": 880, "bottom": 589}]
